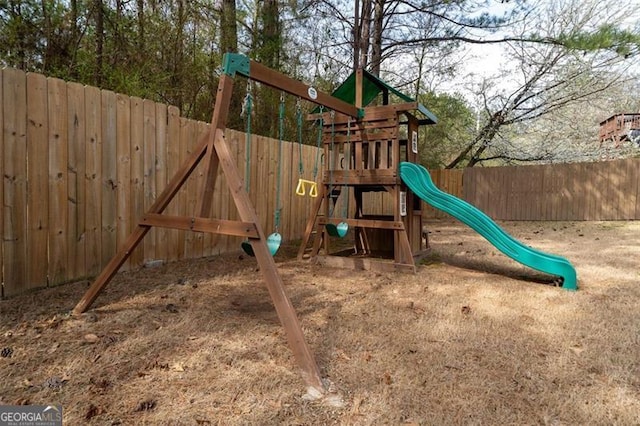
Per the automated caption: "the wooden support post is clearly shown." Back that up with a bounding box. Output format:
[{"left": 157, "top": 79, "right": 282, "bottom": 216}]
[
  {"left": 198, "top": 75, "right": 234, "bottom": 217},
  {"left": 355, "top": 69, "right": 363, "bottom": 109},
  {"left": 211, "top": 129, "right": 324, "bottom": 391},
  {"left": 297, "top": 185, "right": 325, "bottom": 260}
]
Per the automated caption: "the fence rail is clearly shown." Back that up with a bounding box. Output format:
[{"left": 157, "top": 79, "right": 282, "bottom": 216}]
[{"left": 2, "top": 67, "right": 639, "bottom": 297}]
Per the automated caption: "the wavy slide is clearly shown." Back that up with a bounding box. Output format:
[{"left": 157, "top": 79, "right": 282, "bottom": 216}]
[{"left": 400, "top": 162, "right": 577, "bottom": 290}]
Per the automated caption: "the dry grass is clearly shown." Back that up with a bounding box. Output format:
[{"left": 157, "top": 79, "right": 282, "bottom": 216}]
[{"left": 1, "top": 220, "right": 639, "bottom": 425}]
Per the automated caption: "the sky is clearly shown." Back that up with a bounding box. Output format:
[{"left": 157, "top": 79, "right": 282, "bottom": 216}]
[{"left": 439, "top": 0, "right": 640, "bottom": 101}]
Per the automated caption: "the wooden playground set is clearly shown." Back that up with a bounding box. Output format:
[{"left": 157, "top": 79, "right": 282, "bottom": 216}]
[{"left": 73, "top": 53, "right": 576, "bottom": 392}]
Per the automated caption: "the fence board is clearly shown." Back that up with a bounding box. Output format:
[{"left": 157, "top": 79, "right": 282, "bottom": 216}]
[
  {"left": 183, "top": 119, "right": 200, "bottom": 259},
  {"left": 620, "top": 159, "right": 634, "bottom": 219},
  {"left": 143, "top": 99, "right": 157, "bottom": 263},
  {"left": 85, "top": 85, "right": 102, "bottom": 277},
  {"left": 595, "top": 162, "right": 608, "bottom": 220},
  {"left": 116, "top": 94, "right": 132, "bottom": 270},
  {"left": 165, "top": 106, "right": 181, "bottom": 262},
  {"left": 101, "top": 90, "right": 117, "bottom": 269},
  {"left": 3, "top": 68, "right": 28, "bottom": 295},
  {"left": 47, "top": 77, "right": 69, "bottom": 286},
  {"left": 154, "top": 103, "right": 168, "bottom": 262},
  {"left": 197, "top": 121, "right": 211, "bottom": 256},
  {"left": 67, "top": 82, "right": 87, "bottom": 281},
  {"left": 130, "top": 97, "right": 145, "bottom": 267},
  {"left": 26, "top": 73, "right": 49, "bottom": 290},
  {"left": 175, "top": 117, "right": 189, "bottom": 260},
  {"left": 583, "top": 163, "right": 595, "bottom": 221}
]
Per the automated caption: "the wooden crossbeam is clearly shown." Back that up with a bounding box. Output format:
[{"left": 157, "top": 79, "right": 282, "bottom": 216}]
[
  {"left": 141, "top": 214, "right": 259, "bottom": 238},
  {"left": 319, "top": 217, "right": 405, "bottom": 230},
  {"left": 248, "top": 61, "right": 359, "bottom": 118}
]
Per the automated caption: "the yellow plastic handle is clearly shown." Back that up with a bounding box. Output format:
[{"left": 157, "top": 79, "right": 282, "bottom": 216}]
[
  {"left": 296, "top": 179, "right": 318, "bottom": 197},
  {"left": 295, "top": 179, "right": 306, "bottom": 196},
  {"left": 308, "top": 182, "right": 318, "bottom": 197}
]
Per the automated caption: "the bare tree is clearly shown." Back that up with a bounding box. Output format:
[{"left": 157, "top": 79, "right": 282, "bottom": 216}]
[{"left": 446, "top": 0, "right": 640, "bottom": 167}]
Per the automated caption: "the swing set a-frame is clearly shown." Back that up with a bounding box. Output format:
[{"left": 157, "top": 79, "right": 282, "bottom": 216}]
[{"left": 73, "top": 53, "right": 436, "bottom": 393}]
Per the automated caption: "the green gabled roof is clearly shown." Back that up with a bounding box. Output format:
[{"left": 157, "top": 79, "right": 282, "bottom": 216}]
[{"left": 330, "top": 69, "right": 438, "bottom": 124}]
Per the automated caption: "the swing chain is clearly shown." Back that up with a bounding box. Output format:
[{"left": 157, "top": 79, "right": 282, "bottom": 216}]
[
  {"left": 296, "top": 98, "right": 303, "bottom": 177},
  {"left": 241, "top": 81, "right": 252, "bottom": 118},
  {"left": 312, "top": 106, "right": 324, "bottom": 180},
  {"left": 243, "top": 81, "right": 253, "bottom": 193},
  {"left": 274, "top": 91, "right": 286, "bottom": 233}
]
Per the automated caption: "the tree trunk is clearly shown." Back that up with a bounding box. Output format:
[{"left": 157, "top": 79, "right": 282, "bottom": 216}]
[
  {"left": 94, "top": 0, "right": 104, "bottom": 86},
  {"left": 220, "top": 0, "right": 238, "bottom": 54},
  {"left": 358, "top": 0, "right": 372, "bottom": 70},
  {"left": 370, "top": 0, "right": 384, "bottom": 77},
  {"left": 137, "top": 0, "right": 144, "bottom": 52},
  {"left": 40, "top": 0, "right": 52, "bottom": 73},
  {"left": 261, "top": 0, "right": 281, "bottom": 70},
  {"left": 253, "top": 0, "right": 282, "bottom": 136},
  {"left": 218, "top": 0, "right": 242, "bottom": 129}
]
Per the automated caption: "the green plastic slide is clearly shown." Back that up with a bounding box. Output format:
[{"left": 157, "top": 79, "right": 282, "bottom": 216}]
[{"left": 399, "top": 162, "right": 577, "bottom": 290}]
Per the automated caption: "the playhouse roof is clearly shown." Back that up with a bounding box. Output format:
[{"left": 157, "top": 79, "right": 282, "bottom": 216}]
[{"left": 331, "top": 69, "right": 438, "bottom": 125}]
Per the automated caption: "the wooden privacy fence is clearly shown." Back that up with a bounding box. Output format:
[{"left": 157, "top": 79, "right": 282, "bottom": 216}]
[
  {"left": 462, "top": 159, "right": 640, "bottom": 221},
  {"left": 3, "top": 67, "right": 639, "bottom": 298},
  {"left": 365, "top": 160, "right": 639, "bottom": 221},
  {"left": 0, "top": 67, "right": 320, "bottom": 298}
]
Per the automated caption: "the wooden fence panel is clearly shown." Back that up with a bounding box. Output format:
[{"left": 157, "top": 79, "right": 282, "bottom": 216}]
[
  {"left": 48, "top": 77, "right": 69, "bottom": 286},
  {"left": 26, "top": 73, "right": 49, "bottom": 291},
  {"left": 182, "top": 118, "right": 197, "bottom": 259},
  {"left": 165, "top": 106, "right": 180, "bottom": 262},
  {"left": 143, "top": 99, "right": 157, "bottom": 263},
  {"left": 620, "top": 159, "right": 635, "bottom": 219},
  {"left": 116, "top": 94, "right": 132, "bottom": 270},
  {"left": 175, "top": 117, "right": 189, "bottom": 260},
  {"left": 130, "top": 97, "right": 145, "bottom": 267},
  {"left": 455, "top": 159, "right": 640, "bottom": 221},
  {"left": 4, "top": 67, "right": 640, "bottom": 298},
  {"left": 67, "top": 82, "right": 87, "bottom": 281},
  {"left": 85, "top": 85, "right": 102, "bottom": 278},
  {"left": 101, "top": 90, "right": 117, "bottom": 270},
  {"left": 3, "top": 68, "right": 28, "bottom": 296},
  {"left": 198, "top": 121, "right": 212, "bottom": 257},
  {"left": 154, "top": 103, "right": 168, "bottom": 262}
]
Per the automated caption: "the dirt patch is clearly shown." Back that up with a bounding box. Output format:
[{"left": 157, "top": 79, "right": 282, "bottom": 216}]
[{"left": 1, "top": 220, "right": 639, "bottom": 425}]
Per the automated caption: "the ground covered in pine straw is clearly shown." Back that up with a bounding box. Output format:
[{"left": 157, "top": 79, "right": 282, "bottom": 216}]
[{"left": 1, "top": 220, "right": 639, "bottom": 425}]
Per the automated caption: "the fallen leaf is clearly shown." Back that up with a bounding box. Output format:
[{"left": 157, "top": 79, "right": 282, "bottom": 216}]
[{"left": 84, "top": 333, "right": 99, "bottom": 343}]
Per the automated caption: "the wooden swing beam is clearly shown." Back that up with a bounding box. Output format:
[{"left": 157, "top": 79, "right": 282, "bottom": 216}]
[{"left": 73, "top": 53, "right": 362, "bottom": 393}]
